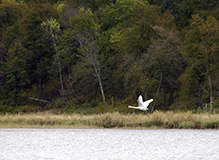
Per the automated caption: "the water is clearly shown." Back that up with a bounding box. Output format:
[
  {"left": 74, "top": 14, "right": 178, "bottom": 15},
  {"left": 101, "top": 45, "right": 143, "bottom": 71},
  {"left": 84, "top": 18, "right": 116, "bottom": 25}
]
[{"left": 0, "top": 129, "right": 219, "bottom": 160}]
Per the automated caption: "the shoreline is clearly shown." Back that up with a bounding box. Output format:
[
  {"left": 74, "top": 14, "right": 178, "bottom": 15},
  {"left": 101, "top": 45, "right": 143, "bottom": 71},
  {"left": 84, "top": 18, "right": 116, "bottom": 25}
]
[{"left": 0, "top": 111, "right": 219, "bottom": 129}]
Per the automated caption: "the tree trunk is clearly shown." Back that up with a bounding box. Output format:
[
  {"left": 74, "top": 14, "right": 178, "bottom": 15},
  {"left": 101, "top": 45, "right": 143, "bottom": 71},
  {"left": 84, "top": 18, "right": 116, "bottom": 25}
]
[
  {"left": 14, "top": 75, "right": 18, "bottom": 106},
  {"left": 95, "top": 63, "right": 107, "bottom": 113},
  {"left": 77, "top": 40, "right": 107, "bottom": 113},
  {"left": 168, "top": 88, "right": 174, "bottom": 106},
  {"left": 53, "top": 38, "right": 64, "bottom": 101},
  {"left": 207, "top": 70, "right": 213, "bottom": 114},
  {"left": 38, "top": 60, "right": 43, "bottom": 98},
  {"left": 205, "top": 39, "right": 213, "bottom": 114},
  {"left": 196, "top": 81, "right": 204, "bottom": 109},
  {"left": 151, "top": 72, "right": 162, "bottom": 113},
  {"left": 97, "top": 73, "right": 107, "bottom": 113}
]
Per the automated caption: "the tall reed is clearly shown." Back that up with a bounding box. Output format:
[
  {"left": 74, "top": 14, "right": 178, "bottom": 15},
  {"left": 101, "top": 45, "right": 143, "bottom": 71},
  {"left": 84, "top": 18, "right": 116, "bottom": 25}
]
[{"left": 0, "top": 111, "right": 219, "bottom": 129}]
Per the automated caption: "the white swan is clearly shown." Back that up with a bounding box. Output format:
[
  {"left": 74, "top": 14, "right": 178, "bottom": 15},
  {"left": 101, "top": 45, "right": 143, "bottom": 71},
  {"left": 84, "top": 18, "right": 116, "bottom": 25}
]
[{"left": 128, "top": 95, "right": 153, "bottom": 111}]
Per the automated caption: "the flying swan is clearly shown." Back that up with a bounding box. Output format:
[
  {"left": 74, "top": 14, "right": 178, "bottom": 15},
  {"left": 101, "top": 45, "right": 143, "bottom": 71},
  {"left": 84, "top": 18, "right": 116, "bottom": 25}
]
[{"left": 128, "top": 95, "right": 153, "bottom": 111}]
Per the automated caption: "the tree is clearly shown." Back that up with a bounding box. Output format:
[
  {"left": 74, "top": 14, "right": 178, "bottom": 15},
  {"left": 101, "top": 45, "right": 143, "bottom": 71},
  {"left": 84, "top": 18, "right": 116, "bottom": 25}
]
[
  {"left": 4, "top": 43, "right": 29, "bottom": 106},
  {"left": 70, "top": 8, "right": 107, "bottom": 112},
  {"left": 57, "top": 28, "right": 79, "bottom": 96},
  {"left": 184, "top": 14, "right": 219, "bottom": 113},
  {"left": 148, "top": 0, "right": 219, "bottom": 29},
  {"left": 110, "top": 4, "right": 177, "bottom": 101},
  {"left": 0, "top": 1, "right": 25, "bottom": 30},
  {"left": 41, "top": 18, "right": 65, "bottom": 101},
  {"left": 96, "top": 0, "right": 149, "bottom": 101},
  {"left": 144, "top": 26, "right": 184, "bottom": 111},
  {"left": 65, "top": 0, "right": 116, "bottom": 11},
  {"left": 19, "top": 3, "right": 58, "bottom": 100},
  {"left": 0, "top": 2, "right": 26, "bottom": 101}
]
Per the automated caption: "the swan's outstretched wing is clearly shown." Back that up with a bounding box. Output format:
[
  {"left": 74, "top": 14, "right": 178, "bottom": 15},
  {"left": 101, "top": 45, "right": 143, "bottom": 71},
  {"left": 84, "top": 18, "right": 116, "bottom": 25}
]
[
  {"left": 137, "top": 95, "right": 144, "bottom": 107},
  {"left": 143, "top": 99, "right": 153, "bottom": 107}
]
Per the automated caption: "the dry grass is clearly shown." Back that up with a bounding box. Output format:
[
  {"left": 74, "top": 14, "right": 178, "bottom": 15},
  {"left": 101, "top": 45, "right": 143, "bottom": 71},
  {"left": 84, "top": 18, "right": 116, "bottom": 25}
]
[{"left": 0, "top": 111, "right": 219, "bottom": 129}]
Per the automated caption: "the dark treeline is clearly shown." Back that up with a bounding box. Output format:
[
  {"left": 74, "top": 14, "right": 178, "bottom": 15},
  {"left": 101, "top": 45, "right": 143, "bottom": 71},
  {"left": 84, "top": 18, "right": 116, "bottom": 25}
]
[{"left": 0, "top": 0, "right": 219, "bottom": 113}]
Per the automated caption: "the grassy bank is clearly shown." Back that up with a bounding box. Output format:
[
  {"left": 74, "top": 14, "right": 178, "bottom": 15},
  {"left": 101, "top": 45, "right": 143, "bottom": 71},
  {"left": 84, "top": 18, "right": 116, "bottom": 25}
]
[{"left": 0, "top": 111, "right": 219, "bottom": 129}]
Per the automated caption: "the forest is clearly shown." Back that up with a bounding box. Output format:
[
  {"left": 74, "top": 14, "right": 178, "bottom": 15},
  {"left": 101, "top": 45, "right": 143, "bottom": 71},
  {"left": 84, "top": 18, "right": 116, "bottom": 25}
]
[{"left": 0, "top": 0, "right": 219, "bottom": 114}]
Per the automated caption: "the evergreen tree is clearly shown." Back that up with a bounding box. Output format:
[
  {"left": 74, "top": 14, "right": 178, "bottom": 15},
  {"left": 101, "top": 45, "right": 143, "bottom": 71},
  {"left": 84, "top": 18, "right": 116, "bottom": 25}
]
[
  {"left": 4, "top": 43, "right": 29, "bottom": 106},
  {"left": 183, "top": 14, "right": 219, "bottom": 113}
]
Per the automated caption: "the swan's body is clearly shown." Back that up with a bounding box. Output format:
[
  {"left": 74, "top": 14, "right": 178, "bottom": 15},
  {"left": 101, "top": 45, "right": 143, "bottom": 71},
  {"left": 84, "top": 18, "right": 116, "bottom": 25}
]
[{"left": 128, "top": 95, "right": 153, "bottom": 111}]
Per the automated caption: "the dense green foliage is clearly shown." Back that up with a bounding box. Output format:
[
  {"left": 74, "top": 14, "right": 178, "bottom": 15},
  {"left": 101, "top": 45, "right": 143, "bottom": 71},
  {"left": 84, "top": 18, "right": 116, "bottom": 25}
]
[{"left": 1, "top": 0, "right": 219, "bottom": 113}]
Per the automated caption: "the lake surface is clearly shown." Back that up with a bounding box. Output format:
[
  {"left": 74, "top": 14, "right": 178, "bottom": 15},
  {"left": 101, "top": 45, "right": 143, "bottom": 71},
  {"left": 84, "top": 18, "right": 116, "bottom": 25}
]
[{"left": 0, "top": 129, "right": 219, "bottom": 160}]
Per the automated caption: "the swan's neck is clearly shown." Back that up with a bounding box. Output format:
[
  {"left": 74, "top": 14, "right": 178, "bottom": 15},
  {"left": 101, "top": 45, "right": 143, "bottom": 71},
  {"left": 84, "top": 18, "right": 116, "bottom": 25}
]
[{"left": 128, "top": 106, "right": 139, "bottom": 109}]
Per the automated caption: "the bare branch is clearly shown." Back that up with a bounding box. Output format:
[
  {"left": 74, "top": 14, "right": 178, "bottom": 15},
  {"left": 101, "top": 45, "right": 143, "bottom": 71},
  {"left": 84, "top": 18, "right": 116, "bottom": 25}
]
[{"left": 29, "top": 97, "right": 49, "bottom": 103}]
